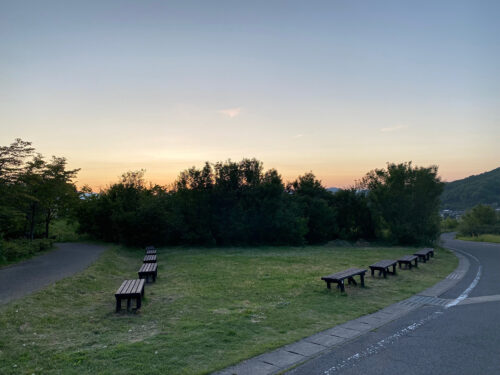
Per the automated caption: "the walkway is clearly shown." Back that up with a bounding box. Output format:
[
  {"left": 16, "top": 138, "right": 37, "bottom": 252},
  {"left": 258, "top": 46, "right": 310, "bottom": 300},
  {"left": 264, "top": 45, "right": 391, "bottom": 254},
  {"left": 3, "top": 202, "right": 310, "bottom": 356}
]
[{"left": 0, "top": 242, "right": 107, "bottom": 305}]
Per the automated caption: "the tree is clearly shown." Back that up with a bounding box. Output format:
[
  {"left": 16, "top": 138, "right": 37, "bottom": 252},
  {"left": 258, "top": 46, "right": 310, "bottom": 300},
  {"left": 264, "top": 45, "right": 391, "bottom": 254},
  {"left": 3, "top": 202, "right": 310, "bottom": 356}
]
[
  {"left": 361, "top": 162, "right": 444, "bottom": 245},
  {"left": 331, "top": 189, "right": 375, "bottom": 241},
  {"left": 287, "top": 173, "right": 336, "bottom": 244},
  {"left": 458, "top": 204, "right": 499, "bottom": 236},
  {"left": 0, "top": 139, "right": 35, "bottom": 238}
]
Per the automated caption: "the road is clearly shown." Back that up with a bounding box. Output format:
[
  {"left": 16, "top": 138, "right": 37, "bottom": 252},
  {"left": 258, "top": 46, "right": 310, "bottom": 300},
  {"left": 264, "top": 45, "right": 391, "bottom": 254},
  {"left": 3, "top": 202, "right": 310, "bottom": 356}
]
[
  {"left": 0, "top": 242, "right": 106, "bottom": 305},
  {"left": 286, "top": 233, "right": 500, "bottom": 375}
]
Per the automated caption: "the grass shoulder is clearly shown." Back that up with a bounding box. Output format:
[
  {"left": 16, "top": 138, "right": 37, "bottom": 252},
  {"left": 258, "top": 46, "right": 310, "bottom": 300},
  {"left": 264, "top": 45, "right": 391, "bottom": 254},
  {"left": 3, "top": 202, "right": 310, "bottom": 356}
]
[
  {"left": 456, "top": 233, "right": 500, "bottom": 243},
  {"left": 0, "top": 244, "right": 457, "bottom": 375}
]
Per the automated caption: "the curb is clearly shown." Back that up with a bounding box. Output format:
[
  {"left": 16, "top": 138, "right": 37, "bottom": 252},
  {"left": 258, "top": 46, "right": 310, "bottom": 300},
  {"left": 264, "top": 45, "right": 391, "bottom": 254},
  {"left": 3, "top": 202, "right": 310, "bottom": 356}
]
[{"left": 214, "top": 249, "right": 469, "bottom": 375}]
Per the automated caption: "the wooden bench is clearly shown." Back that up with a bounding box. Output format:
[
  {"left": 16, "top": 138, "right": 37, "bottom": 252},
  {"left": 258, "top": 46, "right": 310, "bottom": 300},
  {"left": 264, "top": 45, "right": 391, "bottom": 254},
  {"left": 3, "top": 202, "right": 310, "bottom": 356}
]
[
  {"left": 138, "top": 262, "right": 158, "bottom": 282},
  {"left": 145, "top": 246, "right": 156, "bottom": 251},
  {"left": 146, "top": 249, "right": 157, "bottom": 255},
  {"left": 369, "top": 260, "right": 397, "bottom": 278},
  {"left": 115, "top": 279, "right": 145, "bottom": 312},
  {"left": 321, "top": 268, "right": 367, "bottom": 293},
  {"left": 397, "top": 255, "right": 418, "bottom": 269},
  {"left": 143, "top": 254, "right": 157, "bottom": 263},
  {"left": 413, "top": 248, "right": 434, "bottom": 263}
]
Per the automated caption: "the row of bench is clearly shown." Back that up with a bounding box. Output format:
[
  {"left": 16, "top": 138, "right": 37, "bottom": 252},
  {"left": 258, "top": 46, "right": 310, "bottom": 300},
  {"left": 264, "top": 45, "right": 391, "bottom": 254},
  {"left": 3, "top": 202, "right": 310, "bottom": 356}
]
[
  {"left": 321, "top": 248, "right": 435, "bottom": 293},
  {"left": 115, "top": 246, "right": 158, "bottom": 312}
]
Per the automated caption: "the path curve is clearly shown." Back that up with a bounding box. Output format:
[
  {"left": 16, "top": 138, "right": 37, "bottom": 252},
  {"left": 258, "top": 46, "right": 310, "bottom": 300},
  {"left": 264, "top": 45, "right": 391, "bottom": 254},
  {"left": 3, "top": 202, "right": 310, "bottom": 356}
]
[
  {"left": 0, "top": 242, "right": 107, "bottom": 305},
  {"left": 283, "top": 233, "right": 500, "bottom": 375}
]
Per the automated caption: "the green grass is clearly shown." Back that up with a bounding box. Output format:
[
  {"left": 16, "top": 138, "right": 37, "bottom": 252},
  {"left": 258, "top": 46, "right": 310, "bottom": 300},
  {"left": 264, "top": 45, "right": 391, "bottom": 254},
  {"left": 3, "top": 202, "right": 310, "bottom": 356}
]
[
  {"left": 0, "top": 245, "right": 457, "bottom": 374},
  {"left": 456, "top": 233, "right": 500, "bottom": 243}
]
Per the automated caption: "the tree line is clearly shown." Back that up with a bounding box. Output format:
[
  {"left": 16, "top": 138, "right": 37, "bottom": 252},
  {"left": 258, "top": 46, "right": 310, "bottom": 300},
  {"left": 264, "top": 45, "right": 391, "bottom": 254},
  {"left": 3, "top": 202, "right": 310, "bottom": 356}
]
[{"left": 77, "top": 159, "right": 444, "bottom": 247}]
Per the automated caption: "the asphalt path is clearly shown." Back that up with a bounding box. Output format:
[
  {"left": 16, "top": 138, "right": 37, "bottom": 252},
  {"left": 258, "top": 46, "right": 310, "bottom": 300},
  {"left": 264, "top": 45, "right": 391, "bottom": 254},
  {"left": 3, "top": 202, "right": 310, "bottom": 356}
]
[
  {"left": 286, "top": 233, "right": 500, "bottom": 375},
  {"left": 0, "top": 242, "right": 106, "bottom": 305}
]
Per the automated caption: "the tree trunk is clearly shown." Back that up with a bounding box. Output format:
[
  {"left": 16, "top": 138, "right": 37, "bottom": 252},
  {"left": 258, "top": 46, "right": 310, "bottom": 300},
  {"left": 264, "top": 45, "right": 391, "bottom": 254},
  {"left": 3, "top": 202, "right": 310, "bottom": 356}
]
[
  {"left": 45, "top": 211, "right": 51, "bottom": 239},
  {"left": 29, "top": 203, "right": 36, "bottom": 240}
]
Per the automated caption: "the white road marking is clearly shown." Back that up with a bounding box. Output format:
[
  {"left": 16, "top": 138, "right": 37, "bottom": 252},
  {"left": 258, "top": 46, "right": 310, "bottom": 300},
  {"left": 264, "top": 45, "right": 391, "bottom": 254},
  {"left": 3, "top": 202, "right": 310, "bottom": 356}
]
[
  {"left": 445, "top": 265, "right": 482, "bottom": 308},
  {"left": 323, "top": 312, "right": 443, "bottom": 374}
]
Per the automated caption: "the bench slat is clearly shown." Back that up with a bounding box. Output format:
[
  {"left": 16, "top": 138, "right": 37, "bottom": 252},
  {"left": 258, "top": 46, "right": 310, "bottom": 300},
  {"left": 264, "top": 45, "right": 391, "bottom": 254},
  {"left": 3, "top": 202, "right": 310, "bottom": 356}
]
[
  {"left": 370, "top": 259, "right": 397, "bottom": 268},
  {"left": 322, "top": 267, "right": 366, "bottom": 281}
]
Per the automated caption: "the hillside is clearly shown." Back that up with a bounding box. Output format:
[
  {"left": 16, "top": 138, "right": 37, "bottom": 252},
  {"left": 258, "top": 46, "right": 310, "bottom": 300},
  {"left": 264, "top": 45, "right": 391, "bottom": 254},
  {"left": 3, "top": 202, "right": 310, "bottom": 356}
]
[{"left": 441, "top": 167, "right": 500, "bottom": 210}]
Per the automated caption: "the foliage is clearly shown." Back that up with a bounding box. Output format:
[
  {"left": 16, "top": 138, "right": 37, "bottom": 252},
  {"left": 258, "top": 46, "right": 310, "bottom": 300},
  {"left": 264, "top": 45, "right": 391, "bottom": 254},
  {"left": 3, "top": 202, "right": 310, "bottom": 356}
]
[
  {"left": 441, "top": 167, "right": 500, "bottom": 210},
  {"left": 441, "top": 217, "right": 459, "bottom": 232},
  {"left": 0, "top": 238, "right": 54, "bottom": 264},
  {"left": 457, "top": 204, "right": 500, "bottom": 236},
  {"left": 360, "top": 162, "right": 444, "bottom": 245},
  {"left": 0, "top": 244, "right": 457, "bottom": 374}
]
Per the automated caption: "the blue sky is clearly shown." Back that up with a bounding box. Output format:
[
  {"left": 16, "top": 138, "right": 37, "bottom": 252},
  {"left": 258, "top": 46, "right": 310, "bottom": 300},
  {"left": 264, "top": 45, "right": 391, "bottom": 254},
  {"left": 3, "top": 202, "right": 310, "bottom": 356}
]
[{"left": 1, "top": 1, "right": 499, "bottom": 189}]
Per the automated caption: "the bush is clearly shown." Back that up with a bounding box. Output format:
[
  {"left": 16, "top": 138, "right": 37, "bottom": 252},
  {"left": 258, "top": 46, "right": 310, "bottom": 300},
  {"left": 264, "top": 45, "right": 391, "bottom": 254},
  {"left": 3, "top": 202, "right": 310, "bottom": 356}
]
[
  {"left": 458, "top": 204, "right": 500, "bottom": 237},
  {"left": 0, "top": 239, "right": 54, "bottom": 261}
]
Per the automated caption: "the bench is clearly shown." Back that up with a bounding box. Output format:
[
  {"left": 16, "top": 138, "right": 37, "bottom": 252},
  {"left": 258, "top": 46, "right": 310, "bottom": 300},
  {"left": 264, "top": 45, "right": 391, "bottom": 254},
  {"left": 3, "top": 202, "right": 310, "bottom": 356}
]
[
  {"left": 143, "top": 254, "right": 157, "bottom": 263},
  {"left": 397, "top": 255, "right": 418, "bottom": 269},
  {"left": 321, "top": 268, "right": 367, "bottom": 293},
  {"left": 115, "top": 279, "right": 145, "bottom": 312},
  {"left": 138, "top": 262, "right": 158, "bottom": 282},
  {"left": 146, "top": 249, "right": 157, "bottom": 255},
  {"left": 145, "top": 246, "right": 155, "bottom": 251},
  {"left": 369, "top": 260, "right": 397, "bottom": 278},
  {"left": 413, "top": 248, "right": 434, "bottom": 263}
]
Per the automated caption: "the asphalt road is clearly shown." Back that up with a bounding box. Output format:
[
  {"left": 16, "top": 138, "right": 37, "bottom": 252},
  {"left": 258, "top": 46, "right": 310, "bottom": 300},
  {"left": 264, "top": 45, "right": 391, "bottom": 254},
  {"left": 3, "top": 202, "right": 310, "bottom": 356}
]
[
  {"left": 0, "top": 242, "right": 106, "bottom": 305},
  {"left": 286, "top": 233, "right": 500, "bottom": 375}
]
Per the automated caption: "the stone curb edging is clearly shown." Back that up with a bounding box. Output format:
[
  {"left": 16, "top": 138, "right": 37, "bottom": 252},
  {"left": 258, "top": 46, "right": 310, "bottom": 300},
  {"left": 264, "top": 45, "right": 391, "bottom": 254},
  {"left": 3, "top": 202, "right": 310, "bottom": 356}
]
[{"left": 214, "top": 250, "right": 469, "bottom": 375}]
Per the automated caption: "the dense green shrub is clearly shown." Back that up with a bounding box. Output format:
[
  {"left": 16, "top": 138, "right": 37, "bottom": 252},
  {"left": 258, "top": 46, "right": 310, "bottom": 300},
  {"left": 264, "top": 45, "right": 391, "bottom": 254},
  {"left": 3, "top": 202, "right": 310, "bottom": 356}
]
[
  {"left": 458, "top": 204, "right": 500, "bottom": 236},
  {"left": 0, "top": 239, "right": 54, "bottom": 261}
]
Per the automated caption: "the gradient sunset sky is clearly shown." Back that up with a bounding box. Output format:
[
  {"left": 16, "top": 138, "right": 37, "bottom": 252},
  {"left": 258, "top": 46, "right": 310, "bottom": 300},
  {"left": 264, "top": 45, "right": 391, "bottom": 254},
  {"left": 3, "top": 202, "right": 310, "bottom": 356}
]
[{"left": 1, "top": 1, "right": 499, "bottom": 190}]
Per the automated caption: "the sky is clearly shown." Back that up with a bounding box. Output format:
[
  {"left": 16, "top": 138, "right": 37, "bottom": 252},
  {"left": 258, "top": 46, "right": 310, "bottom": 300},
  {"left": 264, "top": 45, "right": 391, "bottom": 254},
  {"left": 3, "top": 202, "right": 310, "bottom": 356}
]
[{"left": 1, "top": 0, "right": 499, "bottom": 190}]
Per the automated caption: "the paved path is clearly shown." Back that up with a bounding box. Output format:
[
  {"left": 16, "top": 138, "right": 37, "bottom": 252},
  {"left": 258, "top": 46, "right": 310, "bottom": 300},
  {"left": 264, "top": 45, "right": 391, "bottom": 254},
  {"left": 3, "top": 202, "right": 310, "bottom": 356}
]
[
  {"left": 284, "top": 233, "right": 500, "bottom": 375},
  {"left": 0, "top": 242, "right": 107, "bottom": 305}
]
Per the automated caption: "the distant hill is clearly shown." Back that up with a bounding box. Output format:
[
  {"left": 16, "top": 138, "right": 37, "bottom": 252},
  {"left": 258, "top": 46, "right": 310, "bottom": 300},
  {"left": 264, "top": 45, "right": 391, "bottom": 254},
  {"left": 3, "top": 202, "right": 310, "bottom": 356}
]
[
  {"left": 327, "top": 187, "right": 340, "bottom": 193},
  {"left": 441, "top": 167, "right": 500, "bottom": 210}
]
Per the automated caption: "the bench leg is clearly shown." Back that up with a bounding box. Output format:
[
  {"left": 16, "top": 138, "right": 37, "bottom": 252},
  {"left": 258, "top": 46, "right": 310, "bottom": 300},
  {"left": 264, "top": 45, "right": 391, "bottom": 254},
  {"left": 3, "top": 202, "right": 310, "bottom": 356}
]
[
  {"left": 339, "top": 281, "right": 345, "bottom": 293},
  {"left": 116, "top": 297, "right": 121, "bottom": 312},
  {"left": 371, "top": 268, "right": 374, "bottom": 277},
  {"left": 378, "top": 269, "right": 382, "bottom": 277},
  {"left": 398, "top": 262, "right": 402, "bottom": 269},
  {"left": 127, "top": 298, "right": 131, "bottom": 311},
  {"left": 349, "top": 277, "right": 357, "bottom": 286},
  {"left": 383, "top": 269, "right": 387, "bottom": 278},
  {"left": 137, "top": 296, "right": 141, "bottom": 309},
  {"left": 153, "top": 272, "right": 157, "bottom": 282},
  {"left": 393, "top": 264, "right": 397, "bottom": 275},
  {"left": 326, "top": 281, "right": 331, "bottom": 289},
  {"left": 360, "top": 274, "right": 365, "bottom": 287}
]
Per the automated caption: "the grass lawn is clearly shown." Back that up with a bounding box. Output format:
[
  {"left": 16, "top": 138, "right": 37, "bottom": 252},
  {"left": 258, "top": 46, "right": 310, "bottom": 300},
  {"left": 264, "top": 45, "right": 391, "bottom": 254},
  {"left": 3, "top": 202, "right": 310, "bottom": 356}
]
[
  {"left": 0, "top": 245, "right": 457, "bottom": 375},
  {"left": 456, "top": 233, "right": 500, "bottom": 244}
]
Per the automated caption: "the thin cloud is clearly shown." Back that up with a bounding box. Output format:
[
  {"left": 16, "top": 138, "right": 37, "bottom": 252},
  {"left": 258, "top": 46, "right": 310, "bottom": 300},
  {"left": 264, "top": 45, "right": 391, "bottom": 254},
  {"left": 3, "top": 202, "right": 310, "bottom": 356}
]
[
  {"left": 380, "top": 125, "right": 408, "bottom": 132},
  {"left": 293, "top": 134, "right": 304, "bottom": 139},
  {"left": 218, "top": 107, "right": 242, "bottom": 118}
]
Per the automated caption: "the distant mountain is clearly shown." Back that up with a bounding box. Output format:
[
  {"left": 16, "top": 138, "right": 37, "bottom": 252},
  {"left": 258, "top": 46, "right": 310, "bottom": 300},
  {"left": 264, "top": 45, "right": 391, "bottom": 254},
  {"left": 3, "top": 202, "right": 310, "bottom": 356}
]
[
  {"left": 327, "top": 187, "right": 340, "bottom": 193},
  {"left": 441, "top": 167, "right": 500, "bottom": 210}
]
